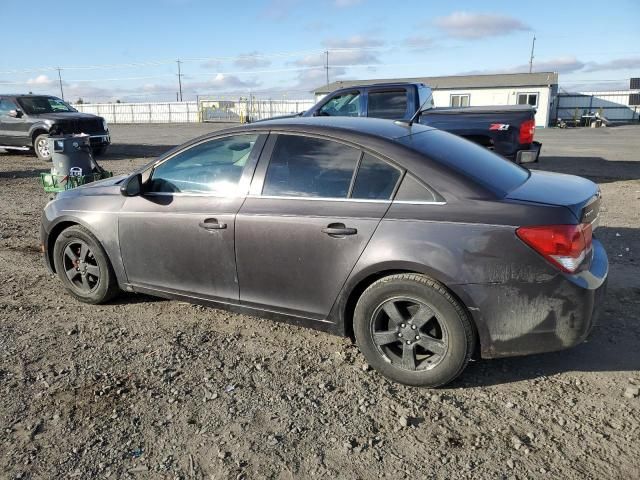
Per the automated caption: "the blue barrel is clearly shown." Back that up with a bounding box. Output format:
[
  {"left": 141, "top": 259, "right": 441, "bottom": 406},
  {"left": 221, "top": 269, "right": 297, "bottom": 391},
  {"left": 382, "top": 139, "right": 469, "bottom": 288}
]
[{"left": 49, "top": 134, "right": 96, "bottom": 177}]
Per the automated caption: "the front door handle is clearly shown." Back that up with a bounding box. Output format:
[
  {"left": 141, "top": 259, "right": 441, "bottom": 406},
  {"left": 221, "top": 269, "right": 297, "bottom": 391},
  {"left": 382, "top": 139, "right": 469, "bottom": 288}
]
[
  {"left": 199, "top": 218, "right": 227, "bottom": 230},
  {"left": 322, "top": 223, "right": 357, "bottom": 236}
]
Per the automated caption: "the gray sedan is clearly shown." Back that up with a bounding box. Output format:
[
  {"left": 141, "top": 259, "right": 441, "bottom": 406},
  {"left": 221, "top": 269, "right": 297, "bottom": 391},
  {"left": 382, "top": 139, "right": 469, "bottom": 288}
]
[{"left": 41, "top": 117, "right": 608, "bottom": 387}]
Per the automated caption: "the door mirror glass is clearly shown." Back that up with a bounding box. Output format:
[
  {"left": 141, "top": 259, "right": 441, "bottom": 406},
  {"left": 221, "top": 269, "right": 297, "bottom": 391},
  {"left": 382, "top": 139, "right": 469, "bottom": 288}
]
[
  {"left": 8, "top": 109, "right": 23, "bottom": 118},
  {"left": 120, "top": 173, "right": 143, "bottom": 197}
]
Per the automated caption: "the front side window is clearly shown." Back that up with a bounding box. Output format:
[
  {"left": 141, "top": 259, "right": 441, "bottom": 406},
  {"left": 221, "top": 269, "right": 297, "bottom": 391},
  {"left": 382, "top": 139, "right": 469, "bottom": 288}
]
[
  {"left": 17, "top": 96, "right": 75, "bottom": 114},
  {"left": 0, "top": 99, "right": 17, "bottom": 115},
  {"left": 450, "top": 94, "right": 470, "bottom": 107},
  {"left": 368, "top": 90, "right": 408, "bottom": 119},
  {"left": 318, "top": 91, "right": 362, "bottom": 117},
  {"left": 148, "top": 134, "right": 259, "bottom": 194},
  {"left": 351, "top": 153, "right": 401, "bottom": 200},
  {"left": 262, "top": 135, "right": 361, "bottom": 198},
  {"left": 517, "top": 93, "right": 538, "bottom": 106}
]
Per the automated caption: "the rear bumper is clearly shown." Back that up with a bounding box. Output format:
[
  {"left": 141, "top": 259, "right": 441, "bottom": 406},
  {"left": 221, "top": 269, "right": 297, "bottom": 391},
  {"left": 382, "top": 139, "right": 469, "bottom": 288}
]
[
  {"left": 514, "top": 141, "right": 541, "bottom": 164},
  {"left": 460, "top": 238, "right": 608, "bottom": 359}
]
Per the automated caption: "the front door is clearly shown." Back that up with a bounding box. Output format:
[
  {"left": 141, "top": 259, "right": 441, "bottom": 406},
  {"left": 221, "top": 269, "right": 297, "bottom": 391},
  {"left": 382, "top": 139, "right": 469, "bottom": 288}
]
[
  {"left": 0, "top": 98, "right": 26, "bottom": 146},
  {"left": 118, "top": 133, "right": 266, "bottom": 302},
  {"left": 236, "top": 134, "right": 403, "bottom": 319}
]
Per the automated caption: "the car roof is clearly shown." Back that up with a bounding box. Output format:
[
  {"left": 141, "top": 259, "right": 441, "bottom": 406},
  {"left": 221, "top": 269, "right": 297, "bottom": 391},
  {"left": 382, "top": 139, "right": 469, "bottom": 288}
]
[
  {"left": 0, "top": 93, "right": 59, "bottom": 98},
  {"left": 249, "top": 116, "right": 434, "bottom": 140}
]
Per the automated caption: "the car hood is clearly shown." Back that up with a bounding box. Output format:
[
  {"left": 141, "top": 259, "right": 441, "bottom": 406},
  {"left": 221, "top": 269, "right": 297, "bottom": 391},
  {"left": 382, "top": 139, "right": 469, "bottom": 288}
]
[
  {"left": 55, "top": 174, "right": 127, "bottom": 199},
  {"left": 31, "top": 112, "right": 105, "bottom": 121}
]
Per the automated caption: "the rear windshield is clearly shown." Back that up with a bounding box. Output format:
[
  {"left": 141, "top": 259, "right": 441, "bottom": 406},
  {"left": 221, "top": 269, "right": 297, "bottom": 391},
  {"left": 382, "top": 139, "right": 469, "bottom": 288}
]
[{"left": 399, "top": 130, "right": 529, "bottom": 196}]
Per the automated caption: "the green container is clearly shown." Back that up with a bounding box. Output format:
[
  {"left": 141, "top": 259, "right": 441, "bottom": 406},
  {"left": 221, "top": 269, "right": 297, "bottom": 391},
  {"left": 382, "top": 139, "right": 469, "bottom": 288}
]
[{"left": 39, "top": 171, "right": 113, "bottom": 194}]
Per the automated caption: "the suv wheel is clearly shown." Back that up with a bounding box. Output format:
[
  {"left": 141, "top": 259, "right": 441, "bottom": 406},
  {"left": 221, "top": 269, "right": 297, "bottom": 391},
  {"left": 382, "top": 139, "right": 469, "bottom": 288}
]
[
  {"left": 52, "top": 225, "right": 119, "bottom": 304},
  {"left": 354, "top": 273, "right": 475, "bottom": 387},
  {"left": 34, "top": 133, "right": 52, "bottom": 161}
]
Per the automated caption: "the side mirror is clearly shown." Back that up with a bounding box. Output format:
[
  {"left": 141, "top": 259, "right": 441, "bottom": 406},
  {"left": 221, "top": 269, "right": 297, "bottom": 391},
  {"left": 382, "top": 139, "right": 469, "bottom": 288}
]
[
  {"left": 8, "top": 109, "right": 23, "bottom": 118},
  {"left": 120, "top": 173, "right": 143, "bottom": 196}
]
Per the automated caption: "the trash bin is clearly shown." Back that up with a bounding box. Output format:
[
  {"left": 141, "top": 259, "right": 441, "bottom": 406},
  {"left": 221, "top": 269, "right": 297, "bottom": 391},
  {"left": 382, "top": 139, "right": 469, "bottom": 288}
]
[
  {"left": 49, "top": 134, "right": 96, "bottom": 177},
  {"left": 39, "top": 134, "right": 113, "bottom": 195}
]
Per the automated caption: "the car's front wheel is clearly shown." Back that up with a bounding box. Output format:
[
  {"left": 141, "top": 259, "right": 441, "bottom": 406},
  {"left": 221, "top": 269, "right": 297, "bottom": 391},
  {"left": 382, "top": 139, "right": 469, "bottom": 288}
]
[
  {"left": 52, "top": 225, "right": 119, "bottom": 304},
  {"left": 354, "top": 273, "right": 475, "bottom": 387},
  {"left": 34, "top": 133, "right": 52, "bottom": 161}
]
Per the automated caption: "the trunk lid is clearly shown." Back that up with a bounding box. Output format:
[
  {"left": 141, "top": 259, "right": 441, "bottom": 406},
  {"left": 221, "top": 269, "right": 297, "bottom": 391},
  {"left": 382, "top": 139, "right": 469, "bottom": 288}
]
[{"left": 507, "top": 170, "right": 601, "bottom": 226}]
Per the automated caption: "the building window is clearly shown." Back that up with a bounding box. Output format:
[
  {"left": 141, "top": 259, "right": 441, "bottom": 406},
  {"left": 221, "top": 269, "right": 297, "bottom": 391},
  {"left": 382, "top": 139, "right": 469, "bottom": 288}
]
[
  {"left": 450, "top": 94, "right": 470, "bottom": 107},
  {"left": 517, "top": 93, "right": 538, "bottom": 107}
]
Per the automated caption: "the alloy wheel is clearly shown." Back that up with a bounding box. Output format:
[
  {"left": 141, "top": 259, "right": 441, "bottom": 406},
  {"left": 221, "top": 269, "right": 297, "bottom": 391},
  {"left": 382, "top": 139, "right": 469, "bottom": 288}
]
[
  {"left": 62, "top": 240, "right": 101, "bottom": 293},
  {"left": 370, "top": 297, "right": 448, "bottom": 371}
]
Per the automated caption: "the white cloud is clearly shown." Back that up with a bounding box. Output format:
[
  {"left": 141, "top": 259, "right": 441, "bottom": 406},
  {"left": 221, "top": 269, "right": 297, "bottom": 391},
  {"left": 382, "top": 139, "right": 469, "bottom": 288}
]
[
  {"left": 434, "top": 11, "right": 530, "bottom": 39},
  {"left": 459, "top": 56, "right": 586, "bottom": 75},
  {"left": 403, "top": 35, "right": 435, "bottom": 49},
  {"left": 323, "top": 34, "right": 384, "bottom": 49},
  {"left": 27, "top": 74, "right": 55, "bottom": 86},
  {"left": 584, "top": 56, "right": 640, "bottom": 73},
  {"left": 233, "top": 52, "right": 272, "bottom": 69}
]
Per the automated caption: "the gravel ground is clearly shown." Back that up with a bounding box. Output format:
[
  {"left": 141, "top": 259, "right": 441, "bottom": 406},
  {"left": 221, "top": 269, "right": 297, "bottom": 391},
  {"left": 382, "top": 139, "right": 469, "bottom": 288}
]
[{"left": 1, "top": 123, "right": 639, "bottom": 479}]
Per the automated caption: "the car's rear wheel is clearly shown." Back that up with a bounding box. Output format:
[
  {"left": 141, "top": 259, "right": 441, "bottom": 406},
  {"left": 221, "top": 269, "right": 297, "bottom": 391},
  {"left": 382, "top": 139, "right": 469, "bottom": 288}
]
[
  {"left": 354, "top": 273, "right": 475, "bottom": 387},
  {"left": 34, "top": 133, "right": 52, "bottom": 161},
  {"left": 53, "top": 225, "right": 119, "bottom": 304}
]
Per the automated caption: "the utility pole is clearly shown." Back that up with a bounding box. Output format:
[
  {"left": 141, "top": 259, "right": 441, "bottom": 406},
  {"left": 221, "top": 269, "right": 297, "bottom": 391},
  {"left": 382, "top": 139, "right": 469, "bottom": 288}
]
[
  {"left": 56, "top": 67, "right": 64, "bottom": 100},
  {"left": 176, "top": 59, "right": 184, "bottom": 102},
  {"left": 528, "top": 35, "right": 536, "bottom": 74},
  {"left": 325, "top": 50, "right": 329, "bottom": 85}
]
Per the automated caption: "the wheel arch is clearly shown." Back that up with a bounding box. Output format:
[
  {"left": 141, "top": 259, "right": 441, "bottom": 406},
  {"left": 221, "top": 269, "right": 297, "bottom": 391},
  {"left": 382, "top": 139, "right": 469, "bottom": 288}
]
[
  {"left": 30, "top": 125, "right": 50, "bottom": 144},
  {"left": 334, "top": 262, "right": 482, "bottom": 357},
  {"left": 46, "top": 217, "right": 103, "bottom": 273}
]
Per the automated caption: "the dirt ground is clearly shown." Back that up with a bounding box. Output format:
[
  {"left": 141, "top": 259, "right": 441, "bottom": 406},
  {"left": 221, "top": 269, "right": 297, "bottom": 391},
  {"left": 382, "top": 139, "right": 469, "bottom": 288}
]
[{"left": 1, "top": 124, "right": 639, "bottom": 479}]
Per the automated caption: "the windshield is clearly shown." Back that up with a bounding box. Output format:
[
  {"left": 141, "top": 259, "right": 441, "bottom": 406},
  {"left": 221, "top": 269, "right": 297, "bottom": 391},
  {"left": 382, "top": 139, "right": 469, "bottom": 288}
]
[{"left": 17, "top": 96, "right": 76, "bottom": 114}]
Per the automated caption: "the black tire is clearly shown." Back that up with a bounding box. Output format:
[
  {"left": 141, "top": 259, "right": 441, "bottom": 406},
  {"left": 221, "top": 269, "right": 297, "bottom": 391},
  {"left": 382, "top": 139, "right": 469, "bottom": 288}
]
[
  {"left": 52, "top": 225, "right": 119, "bottom": 304},
  {"left": 33, "top": 133, "right": 52, "bottom": 161},
  {"left": 92, "top": 145, "right": 108, "bottom": 157},
  {"left": 353, "top": 273, "right": 475, "bottom": 387}
]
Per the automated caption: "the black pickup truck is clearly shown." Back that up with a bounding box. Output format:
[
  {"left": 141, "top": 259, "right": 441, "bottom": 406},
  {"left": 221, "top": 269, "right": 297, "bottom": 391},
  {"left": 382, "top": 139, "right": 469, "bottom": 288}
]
[
  {"left": 0, "top": 94, "right": 110, "bottom": 161},
  {"left": 303, "top": 83, "right": 541, "bottom": 163}
]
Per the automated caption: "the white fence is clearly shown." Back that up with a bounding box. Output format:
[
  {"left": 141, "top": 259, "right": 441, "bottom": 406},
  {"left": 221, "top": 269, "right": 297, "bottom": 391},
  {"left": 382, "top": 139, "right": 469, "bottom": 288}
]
[
  {"left": 74, "top": 98, "right": 316, "bottom": 124},
  {"left": 556, "top": 90, "right": 640, "bottom": 123},
  {"left": 74, "top": 102, "right": 199, "bottom": 123}
]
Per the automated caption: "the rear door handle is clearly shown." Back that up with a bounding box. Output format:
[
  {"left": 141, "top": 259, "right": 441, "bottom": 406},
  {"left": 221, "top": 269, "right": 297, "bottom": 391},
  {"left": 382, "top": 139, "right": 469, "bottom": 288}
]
[
  {"left": 322, "top": 223, "right": 357, "bottom": 236},
  {"left": 199, "top": 218, "right": 227, "bottom": 230}
]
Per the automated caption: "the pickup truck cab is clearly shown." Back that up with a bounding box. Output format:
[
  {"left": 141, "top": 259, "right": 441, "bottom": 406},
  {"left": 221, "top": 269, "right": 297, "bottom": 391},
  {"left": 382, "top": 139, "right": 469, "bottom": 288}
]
[
  {"left": 303, "top": 83, "right": 540, "bottom": 163},
  {"left": 0, "top": 94, "right": 110, "bottom": 161}
]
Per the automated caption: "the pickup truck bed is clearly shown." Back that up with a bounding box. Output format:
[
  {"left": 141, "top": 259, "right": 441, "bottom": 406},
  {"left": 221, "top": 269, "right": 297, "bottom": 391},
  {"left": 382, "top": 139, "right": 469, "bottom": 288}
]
[{"left": 419, "top": 105, "right": 540, "bottom": 161}]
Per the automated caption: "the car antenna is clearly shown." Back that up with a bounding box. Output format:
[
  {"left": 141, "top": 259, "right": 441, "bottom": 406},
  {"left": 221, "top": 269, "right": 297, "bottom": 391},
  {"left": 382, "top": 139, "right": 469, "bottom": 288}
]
[{"left": 395, "top": 85, "right": 436, "bottom": 128}]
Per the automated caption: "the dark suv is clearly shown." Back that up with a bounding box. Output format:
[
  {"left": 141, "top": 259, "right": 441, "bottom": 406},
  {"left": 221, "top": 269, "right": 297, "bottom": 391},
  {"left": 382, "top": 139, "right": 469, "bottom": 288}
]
[{"left": 0, "top": 94, "right": 110, "bottom": 161}]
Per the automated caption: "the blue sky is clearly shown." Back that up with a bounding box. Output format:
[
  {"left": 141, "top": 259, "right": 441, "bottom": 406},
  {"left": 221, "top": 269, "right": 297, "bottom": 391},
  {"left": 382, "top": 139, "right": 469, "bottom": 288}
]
[{"left": 1, "top": 0, "right": 638, "bottom": 101}]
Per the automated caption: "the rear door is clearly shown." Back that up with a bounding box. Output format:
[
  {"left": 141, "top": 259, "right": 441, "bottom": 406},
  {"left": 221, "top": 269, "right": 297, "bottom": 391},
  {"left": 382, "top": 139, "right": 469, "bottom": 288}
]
[
  {"left": 235, "top": 133, "right": 403, "bottom": 319},
  {"left": 365, "top": 86, "right": 413, "bottom": 120}
]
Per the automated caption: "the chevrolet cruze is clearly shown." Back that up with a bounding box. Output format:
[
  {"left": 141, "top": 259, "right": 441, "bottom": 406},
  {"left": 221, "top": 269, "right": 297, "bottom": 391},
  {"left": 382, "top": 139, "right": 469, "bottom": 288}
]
[{"left": 41, "top": 117, "right": 608, "bottom": 387}]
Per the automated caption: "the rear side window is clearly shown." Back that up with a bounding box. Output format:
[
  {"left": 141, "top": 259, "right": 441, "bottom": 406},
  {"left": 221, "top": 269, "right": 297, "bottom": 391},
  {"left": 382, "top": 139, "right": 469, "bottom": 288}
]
[
  {"left": 368, "top": 90, "right": 408, "bottom": 119},
  {"left": 351, "top": 153, "right": 401, "bottom": 200},
  {"left": 400, "top": 130, "right": 529, "bottom": 196},
  {"left": 262, "top": 135, "right": 360, "bottom": 198}
]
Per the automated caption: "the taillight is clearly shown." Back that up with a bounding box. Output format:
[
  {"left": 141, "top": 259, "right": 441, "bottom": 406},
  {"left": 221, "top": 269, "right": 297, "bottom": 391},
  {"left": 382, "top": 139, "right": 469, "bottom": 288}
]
[
  {"left": 516, "top": 224, "right": 592, "bottom": 273},
  {"left": 519, "top": 119, "right": 535, "bottom": 144}
]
